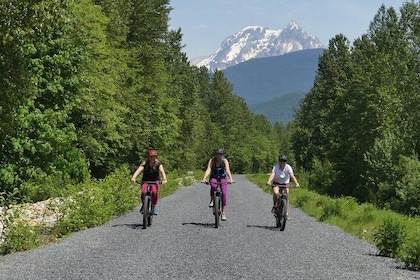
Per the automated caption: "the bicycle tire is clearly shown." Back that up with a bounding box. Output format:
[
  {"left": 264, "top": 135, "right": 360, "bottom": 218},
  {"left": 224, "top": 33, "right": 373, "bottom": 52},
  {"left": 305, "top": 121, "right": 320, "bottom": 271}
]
[
  {"left": 143, "top": 196, "right": 151, "bottom": 229},
  {"left": 275, "top": 199, "right": 281, "bottom": 228},
  {"left": 279, "top": 198, "right": 287, "bottom": 231},
  {"left": 147, "top": 205, "right": 153, "bottom": 226},
  {"left": 214, "top": 196, "right": 221, "bottom": 228}
]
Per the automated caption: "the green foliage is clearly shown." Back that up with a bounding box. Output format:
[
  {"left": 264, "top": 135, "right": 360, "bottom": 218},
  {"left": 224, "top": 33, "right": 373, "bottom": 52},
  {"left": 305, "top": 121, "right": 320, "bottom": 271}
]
[
  {"left": 374, "top": 217, "right": 407, "bottom": 258},
  {"left": 1, "top": 167, "right": 199, "bottom": 255},
  {"left": 249, "top": 92, "right": 307, "bottom": 124},
  {"left": 55, "top": 165, "right": 138, "bottom": 235},
  {"left": 292, "top": 2, "right": 420, "bottom": 214},
  {"left": 0, "top": 0, "right": 90, "bottom": 201},
  {"left": 0, "top": 221, "right": 43, "bottom": 254},
  {"left": 400, "top": 227, "right": 420, "bottom": 271},
  {"left": 362, "top": 132, "right": 404, "bottom": 204},
  {"left": 308, "top": 158, "right": 341, "bottom": 196},
  {"left": 393, "top": 155, "right": 420, "bottom": 216},
  {"left": 248, "top": 173, "right": 420, "bottom": 270}
]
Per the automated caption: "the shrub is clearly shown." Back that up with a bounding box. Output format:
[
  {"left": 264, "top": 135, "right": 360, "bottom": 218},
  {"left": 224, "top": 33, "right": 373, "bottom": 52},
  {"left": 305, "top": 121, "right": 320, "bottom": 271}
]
[
  {"left": 294, "top": 192, "right": 310, "bottom": 208},
  {"left": 320, "top": 199, "right": 343, "bottom": 221},
  {"left": 308, "top": 158, "right": 340, "bottom": 196},
  {"left": 0, "top": 220, "right": 43, "bottom": 254},
  {"left": 393, "top": 155, "right": 420, "bottom": 216},
  {"left": 400, "top": 228, "right": 420, "bottom": 271},
  {"left": 374, "top": 217, "right": 407, "bottom": 258}
]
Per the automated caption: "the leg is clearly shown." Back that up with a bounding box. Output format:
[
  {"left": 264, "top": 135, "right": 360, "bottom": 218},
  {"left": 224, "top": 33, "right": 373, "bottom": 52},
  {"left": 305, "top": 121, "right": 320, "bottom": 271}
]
[
  {"left": 209, "top": 178, "right": 217, "bottom": 201},
  {"left": 286, "top": 187, "right": 290, "bottom": 215},
  {"left": 272, "top": 186, "right": 279, "bottom": 205},
  {"left": 151, "top": 183, "right": 159, "bottom": 206},
  {"left": 141, "top": 183, "right": 148, "bottom": 204},
  {"left": 272, "top": 186, "right": 279, "bottom": 213},
  {"left": 220, "top": 178, "right": 228, "bottom": 213}
]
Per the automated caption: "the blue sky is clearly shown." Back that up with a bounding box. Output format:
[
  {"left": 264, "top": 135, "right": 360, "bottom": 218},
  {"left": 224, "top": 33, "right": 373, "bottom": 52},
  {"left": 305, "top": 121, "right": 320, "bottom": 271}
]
[{"left": 169, "top": 0, "right": 405, "bottom": 59}]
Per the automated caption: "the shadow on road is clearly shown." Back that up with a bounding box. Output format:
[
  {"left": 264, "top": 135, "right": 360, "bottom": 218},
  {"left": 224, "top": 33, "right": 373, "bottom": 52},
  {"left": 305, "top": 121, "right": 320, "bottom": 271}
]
[
  {"left": 182, "top": 222, "right": 215, "bottom": 228},
  {"left": 112, "top": 223, "right": 144, "bottom": 229},
  {"left": 246, "top": 225, "right": 280, "bottom": 231}
]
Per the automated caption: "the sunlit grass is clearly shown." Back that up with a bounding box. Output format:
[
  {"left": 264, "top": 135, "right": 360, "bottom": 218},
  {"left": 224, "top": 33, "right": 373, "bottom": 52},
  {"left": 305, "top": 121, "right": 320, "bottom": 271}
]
[{"left": 247, "top": 173, "right": 420, "bottom": 270}]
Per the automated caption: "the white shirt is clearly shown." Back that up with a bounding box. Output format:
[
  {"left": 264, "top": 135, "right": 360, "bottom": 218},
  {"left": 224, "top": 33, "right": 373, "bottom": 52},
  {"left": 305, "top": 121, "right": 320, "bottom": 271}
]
[{"left": 272, "top": 163, "right": 293, "bottom": 184}]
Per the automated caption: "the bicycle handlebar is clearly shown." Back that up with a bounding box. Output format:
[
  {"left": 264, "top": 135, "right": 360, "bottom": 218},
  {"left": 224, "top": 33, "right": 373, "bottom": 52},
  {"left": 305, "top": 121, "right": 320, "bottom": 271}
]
[
  {"left": 135, "top": 180, "right": 161, "bottom": 185},
  {"left": 202, "top": 181, "right": 234, "bottom": 185},
  {"left": 271, "top": 183, "right": 298, "bottom": 188}
]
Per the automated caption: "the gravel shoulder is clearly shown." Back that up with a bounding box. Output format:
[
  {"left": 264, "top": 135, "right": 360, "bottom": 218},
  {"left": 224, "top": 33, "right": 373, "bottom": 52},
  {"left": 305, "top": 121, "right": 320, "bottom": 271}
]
[{"left": 0, "top": 175, "right": 418, "bottom": 279}]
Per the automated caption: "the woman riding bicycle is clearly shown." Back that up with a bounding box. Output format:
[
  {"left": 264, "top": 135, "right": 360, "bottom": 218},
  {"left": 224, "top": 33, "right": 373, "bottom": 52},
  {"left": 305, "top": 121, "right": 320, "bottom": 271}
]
[
  {"left": 266, "top": 155, "right": 300, "bottom": 219},
  {"left": 131, "top": 149, "right": 167, "bottom": 215},
  {"left": 201, "top": 148, "right": 235, "bottom": 221}
]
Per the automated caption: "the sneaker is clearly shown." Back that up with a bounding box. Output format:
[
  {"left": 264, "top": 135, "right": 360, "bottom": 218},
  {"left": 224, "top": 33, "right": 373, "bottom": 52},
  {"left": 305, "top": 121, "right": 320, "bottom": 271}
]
[
  {"left": 209, "top": 200, "right": 214, "bottom": 207},
  {"left": 221, "top": 214, "right": 226, "bottom": 221},
  {"left": 286, "top": 215, "right": 290, "bottom": 220},
  {"left": 152, "top": 208, "right": 158, "bottom": 215},
  {"left": 140, "top": 206, "right": 144, "bottom": 214},
  {"left": 271, "top": 206, "right": 276, "bottom": 213}
]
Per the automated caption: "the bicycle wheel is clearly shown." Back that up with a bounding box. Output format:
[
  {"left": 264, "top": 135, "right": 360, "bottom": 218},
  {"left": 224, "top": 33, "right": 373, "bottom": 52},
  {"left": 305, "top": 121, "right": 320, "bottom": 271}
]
[
  {"left": 147, "top": 205, "right": 153, "bottom": 226},
  {"left": 279, "top": 198, "right": 287, "bottom": 231},
  {"left": 143, "top": 196, "right": 150, "bottom": 229},
  {"left": 214, "top": 196, "right": 221, "bottom": 228},
  {"left": 275, "top": 199, "right": 281, "bottom": 228}
]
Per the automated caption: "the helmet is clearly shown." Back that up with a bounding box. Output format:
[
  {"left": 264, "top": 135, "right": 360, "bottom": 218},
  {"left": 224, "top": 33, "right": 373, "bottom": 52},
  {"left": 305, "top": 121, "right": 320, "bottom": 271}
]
[
  {"left": 279, "top": 155, "right": 288, "bottom": 162},
  {"left": 148, "top": 150, "right": 158, "bottom": 157},
  {"left": 216, "top": 148, "right": 224, "bottom": 154}
]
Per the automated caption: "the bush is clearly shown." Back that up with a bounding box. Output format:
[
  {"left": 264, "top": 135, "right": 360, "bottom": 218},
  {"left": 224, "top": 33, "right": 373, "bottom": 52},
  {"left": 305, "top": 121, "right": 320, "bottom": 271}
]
[
  {"left": 55, "top": 165, "right": 137, "bottom": 235},
  {"left": 400, "top": 227, "right": 420, "bottom": 271},
  {"left": 374, "top": 217, "right": 407, "bottom": 258},
  {"left": 0, "top": 220, "right": 43, "bottom": 254},
  {"left": 393, "top": 155, "right": 420, "bottom": 216},
  {"left": 308, "top": 158, "right": 340, "bottom": 196}
]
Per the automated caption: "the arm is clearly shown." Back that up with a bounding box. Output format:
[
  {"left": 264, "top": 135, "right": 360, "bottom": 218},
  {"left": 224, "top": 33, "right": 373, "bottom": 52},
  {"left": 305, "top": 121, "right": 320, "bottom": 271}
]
[
  {"left": 201, "top": 159, "right": 212, "bottom": 183},
  {"left": 224, "top": 159, "right": 235, "bottom": 183},
  {"left": 290, "top": 172, "right": 300, "bottom": 187},
  {"left": 159, "top": 164, "right": 168, "bottom": 185},
  {"left": 131, "top": 163, "right": 145, "bottom": 182},
  {"left": 266, "top": 171, "right": 275, "bottom": 186}
]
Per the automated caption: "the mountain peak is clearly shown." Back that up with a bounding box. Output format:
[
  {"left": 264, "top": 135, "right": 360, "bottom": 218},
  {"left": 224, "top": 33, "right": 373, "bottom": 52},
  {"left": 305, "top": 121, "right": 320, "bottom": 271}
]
[
  {"left": 241, "top": 25, "right": 265, "bottom": 31},
  {"left": 195, "top": 21, "right": 326, "bottom": 71},
  {"left": 286, "top": 20, "right": 301, "bottom": 30}
]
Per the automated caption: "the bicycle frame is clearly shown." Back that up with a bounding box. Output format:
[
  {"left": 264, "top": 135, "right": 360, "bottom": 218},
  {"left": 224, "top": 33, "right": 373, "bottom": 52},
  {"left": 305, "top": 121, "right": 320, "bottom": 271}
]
[
  {"left": 204, "top": 180, "right": 225, "bottom": 228},
  {"left": 137, "top": 181, "right": 160, "bottom": 229},
  {"left": 273, "top": 183, "right": 289, "bottom": 231}
]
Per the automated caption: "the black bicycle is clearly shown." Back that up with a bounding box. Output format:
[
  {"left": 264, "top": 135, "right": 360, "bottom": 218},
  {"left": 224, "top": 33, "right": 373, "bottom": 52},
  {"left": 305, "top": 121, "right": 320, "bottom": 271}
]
[
  {"left": 137, "top": 181, "right": 159, "bottom": 229},
  {"left": 204, "top": 181, "right": 229, "bottom": 228},
  {"left": 273, "top": 183, "right": 289, "bottom": 231}
]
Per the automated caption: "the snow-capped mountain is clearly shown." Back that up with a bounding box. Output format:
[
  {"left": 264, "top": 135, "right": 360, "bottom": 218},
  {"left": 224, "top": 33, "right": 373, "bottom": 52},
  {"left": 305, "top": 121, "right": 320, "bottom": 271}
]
[{"left": 195, "top": 21, "right": 326, "bottom": 71}]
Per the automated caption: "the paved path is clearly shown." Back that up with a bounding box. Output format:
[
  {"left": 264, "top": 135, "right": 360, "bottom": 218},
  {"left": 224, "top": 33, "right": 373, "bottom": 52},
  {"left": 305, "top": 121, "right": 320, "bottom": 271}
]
[{"left": 0, "top": 175, "right": 418, "bottom": 279}]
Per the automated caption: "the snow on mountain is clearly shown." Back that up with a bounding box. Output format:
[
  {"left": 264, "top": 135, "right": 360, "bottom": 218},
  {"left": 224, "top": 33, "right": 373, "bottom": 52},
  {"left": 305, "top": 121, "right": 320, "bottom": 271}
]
[{"left": 195, "top": 21, "right": 326, "bottom": 71}]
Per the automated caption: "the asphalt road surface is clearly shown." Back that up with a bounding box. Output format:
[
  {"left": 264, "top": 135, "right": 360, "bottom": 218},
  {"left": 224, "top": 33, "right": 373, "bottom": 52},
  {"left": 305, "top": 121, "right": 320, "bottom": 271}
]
[{"left": 0, "top": 175, "right": 418, "bottom": 279}]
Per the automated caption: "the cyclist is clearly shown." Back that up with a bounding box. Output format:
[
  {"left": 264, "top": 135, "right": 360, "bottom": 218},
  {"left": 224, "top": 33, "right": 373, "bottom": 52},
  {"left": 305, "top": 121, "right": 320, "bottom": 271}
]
[
  {"left": 131, "top": 149, "right": 167, "bottom": 215},
  {"left": 266, "top": 155, "right": 300, "bottom": 219},
  {"left": 201, "top": 148, "right": 235, "bottom": 221}
]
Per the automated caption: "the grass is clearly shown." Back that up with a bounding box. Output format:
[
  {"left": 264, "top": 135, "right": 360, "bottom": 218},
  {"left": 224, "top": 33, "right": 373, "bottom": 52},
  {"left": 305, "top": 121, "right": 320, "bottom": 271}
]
[
  {"left": 246, "top": 173, "right": 420, "bottom": 271},
  {"left": 0, "top": 167, "right": 201, "bottom": 255}
]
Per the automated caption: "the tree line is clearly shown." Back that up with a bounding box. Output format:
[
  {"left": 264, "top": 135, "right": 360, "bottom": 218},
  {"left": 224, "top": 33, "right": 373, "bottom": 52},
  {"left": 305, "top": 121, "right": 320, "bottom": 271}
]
[
  {"left": 2, "top": 0, "right": 418, "bottom": 218},
  {"left": 293, "top": 2, "right": 420, "bottom": 216},
  {"left": 0, "top": 0, "right": 288, "bottom": 204}
]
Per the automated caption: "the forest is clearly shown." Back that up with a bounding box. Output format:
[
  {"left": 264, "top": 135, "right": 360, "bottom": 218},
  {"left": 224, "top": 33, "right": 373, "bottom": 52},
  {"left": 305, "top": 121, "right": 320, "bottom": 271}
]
[{"left": 0, "top": 0, "right": 419, "bottom": 217}]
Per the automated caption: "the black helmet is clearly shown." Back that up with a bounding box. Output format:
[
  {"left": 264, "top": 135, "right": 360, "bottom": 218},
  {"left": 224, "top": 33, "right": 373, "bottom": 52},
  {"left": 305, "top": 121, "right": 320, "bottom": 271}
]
[
  {"left": 216, "top": 148, "right": 224, "bottom": 154},
  {"left": 279, "top": 155, "right": 288, "bottom": 162}
]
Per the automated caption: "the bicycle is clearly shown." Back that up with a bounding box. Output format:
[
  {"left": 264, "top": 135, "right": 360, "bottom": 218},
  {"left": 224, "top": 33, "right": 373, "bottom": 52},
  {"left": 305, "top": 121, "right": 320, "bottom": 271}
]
[
  {"left": 203, "top": 180, "right": 231, "bottom": 228},
  {"left": 273, "top": 183, "right": 289, "bottom": 231},
  {"left": 137, "top": 181, "right": 160, "bottom": 229}
]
